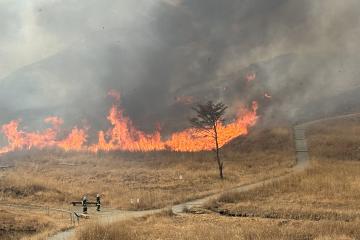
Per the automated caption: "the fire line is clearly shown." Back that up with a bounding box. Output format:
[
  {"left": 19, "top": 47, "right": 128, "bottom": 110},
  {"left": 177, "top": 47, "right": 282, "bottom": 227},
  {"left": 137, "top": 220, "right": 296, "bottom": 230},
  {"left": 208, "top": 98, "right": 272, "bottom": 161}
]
[{"left": 0, "top": 92, "right": 258, "bottom": 154}]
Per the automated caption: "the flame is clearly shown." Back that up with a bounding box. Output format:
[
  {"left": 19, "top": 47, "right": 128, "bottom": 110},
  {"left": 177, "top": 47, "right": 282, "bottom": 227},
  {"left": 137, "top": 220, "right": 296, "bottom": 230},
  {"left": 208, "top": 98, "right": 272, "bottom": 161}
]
[
  {"left": 91, "top": 99, "right": 257, "bottom": 152},
  {"left": 0, "top": 117, "right": 87, "bottom": 153},
  {"left": 166, "top": 102, "right": 258, "bottom": 152},
  {"left": 58, "top": 127, "right": 87, "bottom": 151},
  {"left": 0, "top": 117, "right": 62, "bottom": 151},
  {"left": 0, "top": 92, "right": 258, "bottom": 154},
  {"left": 1, "top": 120, "right": 26, "bottom": 151},
  {"left": 91, "top": 105, "right": 165, "bottom": 152}
]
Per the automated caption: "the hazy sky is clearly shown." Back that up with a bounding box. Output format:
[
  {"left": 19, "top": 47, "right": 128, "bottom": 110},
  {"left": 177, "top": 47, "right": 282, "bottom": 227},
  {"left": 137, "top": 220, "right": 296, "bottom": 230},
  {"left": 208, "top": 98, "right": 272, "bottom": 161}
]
[
  {"left": 2, "top": 0, "right": 359, "bottom": 79},
  {"left": 0, "top": 0, "right": 157, "bottom": 78}
]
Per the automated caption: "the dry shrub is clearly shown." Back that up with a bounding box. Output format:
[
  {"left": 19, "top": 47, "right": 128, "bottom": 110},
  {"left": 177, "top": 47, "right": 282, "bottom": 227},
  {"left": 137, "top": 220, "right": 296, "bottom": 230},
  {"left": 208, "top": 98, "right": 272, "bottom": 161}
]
[
  {"left": 76, "top": 221, "right": 134, "bottom": 240},
  {"left": 75, "top": 214, "right": 360, "bottom": 240},
  {"left": 307, "top": 117, "right": 360, "bottom": 161},
  {"left": 0, "top": 172, "right": 71, "bottom": 203},
  {"left": 214, "top": 159, "right": 360, "bottom": 207},
  {"left": 240, "top": 220, "right": 360, "bottom": 240},
  {"left": 0, "top": 208, "right": 55, "bottom": 240}
]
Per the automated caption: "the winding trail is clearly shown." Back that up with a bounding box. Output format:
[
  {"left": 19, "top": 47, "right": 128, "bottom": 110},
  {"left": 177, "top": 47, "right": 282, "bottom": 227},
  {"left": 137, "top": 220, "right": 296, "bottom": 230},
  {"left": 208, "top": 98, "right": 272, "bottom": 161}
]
[
  {"left": 171, "top": 124, "right": 310, "bottom": 214},
  {"left": 47, "top": 121, "right": 314, "bottom": 240},
  {"left": 11, "top": 113, "right": 360, "bottom": 240}
]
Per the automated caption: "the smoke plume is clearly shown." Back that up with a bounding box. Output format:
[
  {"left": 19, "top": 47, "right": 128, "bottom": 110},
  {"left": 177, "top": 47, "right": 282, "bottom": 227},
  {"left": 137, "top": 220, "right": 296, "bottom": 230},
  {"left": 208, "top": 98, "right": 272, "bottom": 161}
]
[{"left": 0, "top": 0, "right": 359, "bottom": 136}]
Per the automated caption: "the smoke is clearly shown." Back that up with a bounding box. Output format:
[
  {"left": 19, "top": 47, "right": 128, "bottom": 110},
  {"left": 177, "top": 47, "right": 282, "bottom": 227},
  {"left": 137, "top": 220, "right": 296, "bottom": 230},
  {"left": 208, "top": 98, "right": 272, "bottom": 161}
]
[{"left": 0, "top": 0, "right": 359, "bottom": 135}]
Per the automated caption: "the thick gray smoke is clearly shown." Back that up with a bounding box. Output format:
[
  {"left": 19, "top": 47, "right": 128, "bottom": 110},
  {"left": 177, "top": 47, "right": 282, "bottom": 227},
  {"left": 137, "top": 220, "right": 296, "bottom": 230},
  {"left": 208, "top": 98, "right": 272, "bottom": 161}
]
[{"left": 0, "top": 0, "right": 359, "bottom": 136}]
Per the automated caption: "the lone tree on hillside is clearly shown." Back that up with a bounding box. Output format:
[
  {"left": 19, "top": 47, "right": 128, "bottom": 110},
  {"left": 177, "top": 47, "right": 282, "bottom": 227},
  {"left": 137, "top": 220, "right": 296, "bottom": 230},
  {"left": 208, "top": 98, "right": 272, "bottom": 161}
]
[{"left": 190, "top": 101, "right": 227, "bottom": 179}]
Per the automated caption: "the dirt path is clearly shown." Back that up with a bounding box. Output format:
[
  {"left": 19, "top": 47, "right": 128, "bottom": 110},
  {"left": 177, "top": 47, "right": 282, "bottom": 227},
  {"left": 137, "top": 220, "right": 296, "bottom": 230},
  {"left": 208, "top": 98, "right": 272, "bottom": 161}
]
[
  {"left": 48, "top": 209, "right": 165, "bottom": 240},
  {"left": 47, "top": 122, "right": 313, "bottom": 240},
  {"left": 2, "top": 114, "right": 359, "bottom": 240},
  {"left": 2, "top": 112, "right": 356, "bottom": 240},
  {"left": 171, "top": 124, "right": 310, "bottom": 214}
]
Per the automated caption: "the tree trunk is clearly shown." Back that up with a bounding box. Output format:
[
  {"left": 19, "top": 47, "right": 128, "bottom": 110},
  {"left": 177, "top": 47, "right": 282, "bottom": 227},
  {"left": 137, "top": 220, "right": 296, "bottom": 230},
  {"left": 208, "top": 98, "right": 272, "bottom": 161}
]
[
  {"left": 219, "top": 162, "right": 223, "bottom": 179},
  {"left": 214, "top": 125, "right": 224, "bottom": 179}
]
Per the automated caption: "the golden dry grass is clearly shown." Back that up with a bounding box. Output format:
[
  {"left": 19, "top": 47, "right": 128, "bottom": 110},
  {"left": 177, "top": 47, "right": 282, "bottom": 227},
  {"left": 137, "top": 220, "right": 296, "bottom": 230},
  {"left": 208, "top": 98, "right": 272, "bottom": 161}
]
[
  {"left": 0, "top": 127, "right": 294, "bottom": 210},
  {"left": 76, "top": 162, "right": 360, "bottom": 240},
  {"left": 75, "top": 117, "right": 360, "bottom": 240},
  {"left": 211, "top": 118, "right": 360, "bottom": 209},
  {"left": 0, "top": 207, "right": 71, "bottom": 240},
  {"left": 76, "top": 212, "right": 360, "bottom": 240},
  {"left": 307, "top": 117, "right": 360, "bottom": 161},
  {"left": 212, "top": 161, "right": 360, "bottom": 220}
]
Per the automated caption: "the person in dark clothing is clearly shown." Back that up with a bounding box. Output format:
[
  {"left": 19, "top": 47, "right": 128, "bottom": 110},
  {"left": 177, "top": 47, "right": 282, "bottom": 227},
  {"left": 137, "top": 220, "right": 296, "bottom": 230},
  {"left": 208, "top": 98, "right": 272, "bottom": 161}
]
[
  {"left": 82, "top": 195, "right": 88, "bottom": 214},
  {"left": 96, "top": 194, "right": 101, "bottom": 211}
]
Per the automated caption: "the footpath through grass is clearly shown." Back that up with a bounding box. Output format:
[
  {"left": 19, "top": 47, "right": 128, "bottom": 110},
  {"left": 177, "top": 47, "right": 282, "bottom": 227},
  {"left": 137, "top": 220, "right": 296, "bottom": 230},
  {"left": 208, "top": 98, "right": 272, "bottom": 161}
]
[{"left": 76, "top": 118, "right": 360, "bottom": 240}]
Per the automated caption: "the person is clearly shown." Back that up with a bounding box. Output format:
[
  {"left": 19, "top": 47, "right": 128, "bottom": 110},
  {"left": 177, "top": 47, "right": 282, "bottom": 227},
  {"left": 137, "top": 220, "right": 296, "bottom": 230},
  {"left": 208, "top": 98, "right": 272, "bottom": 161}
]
[
  {"left": 82, "top": 195, "right": 88, "bottom": 214},
  {"left": 96, "top": 194, "right": 101, "bottom": 211}
]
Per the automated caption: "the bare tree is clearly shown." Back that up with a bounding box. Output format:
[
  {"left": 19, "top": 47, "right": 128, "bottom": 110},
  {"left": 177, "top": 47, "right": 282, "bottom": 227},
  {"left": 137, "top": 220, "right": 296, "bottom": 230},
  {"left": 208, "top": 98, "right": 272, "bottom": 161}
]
[{"left": 190, "top": 101, "right": 227, "bottom": 179}]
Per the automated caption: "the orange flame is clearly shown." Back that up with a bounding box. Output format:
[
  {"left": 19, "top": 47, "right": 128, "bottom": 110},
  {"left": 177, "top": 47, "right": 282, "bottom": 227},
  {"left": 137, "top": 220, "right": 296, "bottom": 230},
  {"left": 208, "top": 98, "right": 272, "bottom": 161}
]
[
  {"left": 166, "top": 102, "right": 258, "bottom": 152},
  {"left": 0, "top": 117, "right": 62, "bottom": 151},
  {"left": 0, "top": 92, "right": 258, "bottom": 154},
  {"left": 58, "top": 127, "right": 87, "bottom": 151},
  {"left": 90, "top": 105, "right": 165, "bottom": 152},
  {"left": 90, "top": 99, "right": 257, "bottom": 152}
]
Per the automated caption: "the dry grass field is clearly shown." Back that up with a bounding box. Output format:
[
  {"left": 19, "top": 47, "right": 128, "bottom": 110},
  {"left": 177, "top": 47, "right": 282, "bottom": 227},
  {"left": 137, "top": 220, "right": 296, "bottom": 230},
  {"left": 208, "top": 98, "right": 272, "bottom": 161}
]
[
  {"left": 76, "top": 211, "right": 360, "bottom": 240},
  {"left": 306, "top": 117, "right": 360, "bottom": 161},
  {"left": 0, "top": 127, "right": 294, "bottom": 239},
  {"left": 0, "top": 127, "right": 294, "bottom": 211},
  {"left": 75, "top": 117, "right": 360, "bottom": 240},
  {"left": 0, "top": 207, "right": 71, "bottom": 240}
]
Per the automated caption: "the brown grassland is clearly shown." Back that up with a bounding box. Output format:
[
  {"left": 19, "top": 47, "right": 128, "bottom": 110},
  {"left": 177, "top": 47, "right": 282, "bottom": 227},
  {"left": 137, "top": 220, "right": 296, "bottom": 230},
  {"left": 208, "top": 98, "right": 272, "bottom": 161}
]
[
  {"left": 75, "top": 117, "right": 360, "bottom": 240},
  {"left": 76, "top": 211, "right": 360, "bottom": 240},
  {"left": 0, "top": 127, "right": 294, "bottom": 239},
  {"left": 0, "top": 207, "right": 71, "bottom": 240}
]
